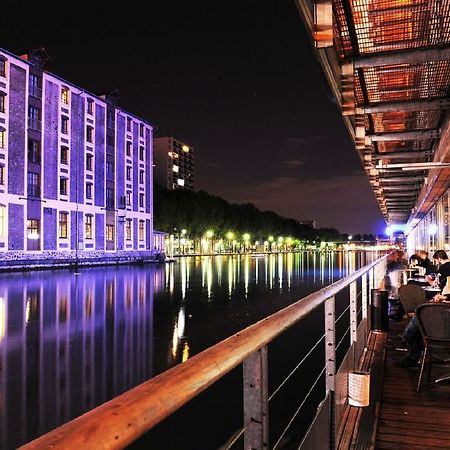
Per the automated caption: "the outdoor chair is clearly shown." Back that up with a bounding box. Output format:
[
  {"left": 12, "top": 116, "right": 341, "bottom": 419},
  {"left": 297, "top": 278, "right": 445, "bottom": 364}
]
[
  {"left": 398, "top": 284, "right": 426, "bottom": 318},
  {"left": 415, "top": 303, "right": 450, "bottom": 392}
]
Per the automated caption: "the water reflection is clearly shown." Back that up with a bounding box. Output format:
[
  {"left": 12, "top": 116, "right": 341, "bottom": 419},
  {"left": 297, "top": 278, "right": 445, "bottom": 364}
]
[{"left": 0, "top": 250, "right": 376, "bottom": 449}]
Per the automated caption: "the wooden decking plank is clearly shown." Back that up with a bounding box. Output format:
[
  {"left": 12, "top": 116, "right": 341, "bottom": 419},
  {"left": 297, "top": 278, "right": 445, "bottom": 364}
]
[
  {"left": 376, "top": 432, "right": 450, "bottom": 448},
  {"left": 376, "top": 424, "right": 450, "bottom": 441}
]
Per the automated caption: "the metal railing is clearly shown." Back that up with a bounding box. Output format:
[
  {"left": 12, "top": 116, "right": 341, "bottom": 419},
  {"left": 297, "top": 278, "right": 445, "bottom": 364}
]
[{"left": 21, "top": 253, "right": 387, "bottom": 449}]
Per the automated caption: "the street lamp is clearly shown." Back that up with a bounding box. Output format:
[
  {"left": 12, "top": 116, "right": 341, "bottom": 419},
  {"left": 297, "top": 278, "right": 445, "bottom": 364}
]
[
  {"left": 226, "top": 231, "right": 235, "bottom": 253},
  {"left": 243, "top": 233, "right": 250, "bottom": 253}
]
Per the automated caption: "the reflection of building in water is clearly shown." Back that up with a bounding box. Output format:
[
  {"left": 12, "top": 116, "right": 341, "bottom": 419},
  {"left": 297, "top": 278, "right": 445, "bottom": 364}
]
[{"left": 0, "top": 269, "right": 156, "bottom": 448}]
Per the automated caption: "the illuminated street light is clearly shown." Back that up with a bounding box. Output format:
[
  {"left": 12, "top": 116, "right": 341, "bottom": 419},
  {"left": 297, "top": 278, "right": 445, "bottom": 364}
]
[{"left": 206, "top": 230, "right": 214, "bottom": 238}]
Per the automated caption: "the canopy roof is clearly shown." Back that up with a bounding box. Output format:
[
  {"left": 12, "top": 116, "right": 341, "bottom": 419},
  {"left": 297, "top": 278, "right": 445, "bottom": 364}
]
[{"left": 296, "top": 0, "right": 450, "bottom": 227}]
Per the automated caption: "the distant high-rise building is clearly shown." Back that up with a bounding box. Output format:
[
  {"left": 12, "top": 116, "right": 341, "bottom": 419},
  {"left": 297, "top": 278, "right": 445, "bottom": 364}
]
[
  {"left": 0, "top": 47, "right": 156, "bottom": 265},
  {"left": 153, "top": 137, "right": 194, "bottom": 190}
]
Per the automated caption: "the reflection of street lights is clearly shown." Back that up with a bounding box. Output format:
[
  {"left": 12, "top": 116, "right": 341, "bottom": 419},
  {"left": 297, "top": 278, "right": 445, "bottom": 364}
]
[{"left": 278, "top": 236, "right": 284, "bottom": 252}]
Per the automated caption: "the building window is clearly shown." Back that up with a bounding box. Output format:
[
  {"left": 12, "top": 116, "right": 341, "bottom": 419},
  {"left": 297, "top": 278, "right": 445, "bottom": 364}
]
[
  {"left": 126, "top": 191, "right": 132, "bottom": 206},
  {"left": 126, "top": 118, "right": 131, "bottom": 132},
  {"left": 60, "top": 146, "right": 69, "bottom": 165},
  {"left": 28, "top": 106, "right": 40, "bottom": 131},
  {"left": 27, "top": 219, "right": 39, "bottom": 240},
  {"left": 106, "top": 188, "right": 114, "bottom": 209},
  {"left": 139, "top": 193, "right": 144, "bottom": 208},
  {"left": 106, "top": 161, "right": 114, "bottom": 181},
  {"left": 29, "top": 74, "right": 40, "bottom": 98},
  {"left": 60, "top": 177, "right": 68, "bottom": 196},
  {"left": 126, "top": 166, "right": 132, "bottom": 181},
  {"left": 86, "top": 182, "right": 92, "bottom": 200},
  {"left": 139, "top": 170, "right": 144, "bottom": 184},
  {"left": 61, "top": 87, "right": 69, "bottom": 105},
  {"left": 0, "top": 93, "right": 5, "bottom": 113},
  {"left": 0, "top": 59, "right": 5, "bottom": 78},
  {"left": 27, "top": 172, "right": 40, "bottom": 197},
  {"left": 106, "top": 135, "right": 114, "bottom": 147},
  {"left": 0, "top": 165, "right": 4, "bottom": 185},
  {"left": 86, "top": 125, "right": 93, "bottom": 143},
  {"left": 85, "top": 215, "right": 93, "bottom": 239},
  {"left": 86, "top": 153, "right": 93, "bottom": 171},
  {"left": 139, "top": 220, "right": 144, "bottom": 241},
  {"left": 126, "top": 141, "right": 132, "bottom": 156},
  {"left": 28, "top": 139, "right": 41, "bottom": 164},
  {"left": 106, "top": 224, "right": 114, "bottom": 241},
  {"left": 139, "top": 124, "right": 144, "bottom": 137},
  {"left": 87, "top": 98, "right": 94, "bottom": 115},
  {"left": 139, "top": 146, "right": 144, "bottom": 161},
  {"left": 107, "top": 110, "right": 114, "bottom": 129},
  {"left": 126, "top": 219, "right": 132, "bottom": 241},
  {"left": 0, "top": 205, "right": 5, "bottom": 238},
  {"left": 59, "top": 212, "right": 68, "bottom": 238},
  {"left": 0, "top": 130, "right": 4, "bottom": 149},
  {"left": 61, "top": 115, "right": 69, "bottom": 134}
]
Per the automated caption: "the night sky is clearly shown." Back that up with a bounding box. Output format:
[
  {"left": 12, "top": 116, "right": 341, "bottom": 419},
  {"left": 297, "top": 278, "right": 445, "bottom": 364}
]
[{"left": 2, "top": 1, "right": 386, "bottom": 235}]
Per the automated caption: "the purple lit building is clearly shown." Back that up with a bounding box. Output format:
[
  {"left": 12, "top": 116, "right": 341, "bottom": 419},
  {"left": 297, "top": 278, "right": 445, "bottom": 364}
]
[
  {"left": 153, "top": 137, "right": 194, "bottom": 190},
  {"left": 0, "top": 48, "right": 156, "bottom": 267}
]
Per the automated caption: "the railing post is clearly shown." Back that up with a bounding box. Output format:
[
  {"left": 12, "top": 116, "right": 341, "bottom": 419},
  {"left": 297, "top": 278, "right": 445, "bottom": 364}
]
[
  {"left": 324, "top": 295, "right": 336, "bottom": 448},
  {"left": 362, "top": 273, "right": 368, "bottom": 320},
  {"left": 350, "top": 281, "right": 357, "bottom": 344},
  {"left": 369, "top": 267, "right": 374, "bottom": 292},
  {"left": 243, "top": 346, "right": 269, "bottom": 450}
]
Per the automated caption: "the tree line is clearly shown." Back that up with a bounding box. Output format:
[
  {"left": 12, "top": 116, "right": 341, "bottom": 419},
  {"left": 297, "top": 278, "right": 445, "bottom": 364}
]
[{"left": 154, "top": 186, "right": 376, "bottom": 243}]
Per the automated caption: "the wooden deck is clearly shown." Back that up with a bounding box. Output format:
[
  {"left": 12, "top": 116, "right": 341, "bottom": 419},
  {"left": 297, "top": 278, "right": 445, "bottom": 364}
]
[{"left": 376, "top": 320, "right": 450, "bottom": 450}]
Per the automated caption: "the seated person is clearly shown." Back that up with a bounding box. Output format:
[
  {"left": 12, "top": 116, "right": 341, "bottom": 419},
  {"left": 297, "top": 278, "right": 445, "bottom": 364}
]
[
  {"left": 396, "top": 249, "right": 450, "bottom": 368},
  {"left": 415, "top": 250, "right": 436, "bottom": 274}
]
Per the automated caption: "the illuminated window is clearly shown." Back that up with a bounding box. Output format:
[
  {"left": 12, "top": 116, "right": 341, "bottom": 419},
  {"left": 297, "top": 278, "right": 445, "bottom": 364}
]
[
  {"left": 139, "top": 220, "right": 144, "bottom": 241},
  {"left": 87, "top": 98, "right": 94, "bottom": 115},
  {"left": 126, "top": 141, "right": 132, "bottom": 156},
  {"left": 86, "top": 182, "right": 92, "bottom": 200},
  {"left": 139, "top": 193, "right": 144, "bottom": 208},
  {"left": 173, "top": 165, "right": 179, "bottom": 173},
  {"left": 0, "top": 205, "right": 5, "bottom": 238},
  {"left": 106, "top": 224, "right": 114, "bottom": 241},
  {"left": 126, "top": 219, "right": 132, "bottom": 240},
  {"left": 59, "top": 212, "right": 68, "bottom": 238},
  {"left": 61, "top": 115, "right": 69, "bottom": 134},
  {"left": 27, "top": 219, "right": 39, "bottom": 240},
  {"left": 86, "top": 153, "right": 93, "bottom": 171},
  {"left": 0, "top": 93, "right": 5, "bottom": 113},
  {"left": 0, "top": 165, "right": 4, "bottom": 185},
  {"left": 182, "top": 145, "right": 189, "bottom": 153},
  {"left": 61, "top": 87, "right": 69, "bottom": 105},
  {"left": 85, "top": 215, "right": 93, "bottom": 239},
  {"left": 60, "top": 177, "right": 68, "bottom": 196},
  {"left": 86, "top": 125, "right": 93, "bottom": 143},
  {"left": 0, "top": 130, "right": 5, "bottom": 148},
  {"left": 177, "top": 179, "right": 185, "bottom": 187},
  {"left": 60, "top": 146, "right": 69, "bottom": 165}
]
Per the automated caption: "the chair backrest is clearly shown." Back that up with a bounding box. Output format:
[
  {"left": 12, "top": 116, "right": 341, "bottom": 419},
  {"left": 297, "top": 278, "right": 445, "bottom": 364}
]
[
  {"left": 416, "top": 303, "right": 450, "bottom": 341},
  {"left": 398, "top": 284, "right": 426, "bottom": 314}
]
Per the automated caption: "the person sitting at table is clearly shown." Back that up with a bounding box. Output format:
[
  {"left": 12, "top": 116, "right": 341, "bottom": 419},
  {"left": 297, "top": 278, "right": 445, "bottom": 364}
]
[
  {"left": 414, "top": 250, "right": 436, "bottom": 274},
  {"left": 425, "top": 249, "right": 450, "bottom": 290}
]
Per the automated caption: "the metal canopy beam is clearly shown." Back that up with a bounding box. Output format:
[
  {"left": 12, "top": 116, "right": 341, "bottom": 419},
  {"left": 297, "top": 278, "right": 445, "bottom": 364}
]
[
  {"left": 364, "top": 98, "right": 450, "bottom": 114},
  {"left": 384, "top": 192, "right": 418, "bottom": 197},
  {"left": 353, "top": 45, "right": 450, "bottom": 69},
  {"left": 374, "top": 151, "right": 430, "bottom": 160},
  {"left": 370, "top": 130, "right": 440, "bottom": 141}
]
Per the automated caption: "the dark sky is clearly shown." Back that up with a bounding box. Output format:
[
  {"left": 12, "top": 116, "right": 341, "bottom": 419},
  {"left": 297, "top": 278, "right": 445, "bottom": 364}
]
[{"left": 2, "top": 1, "right": 386, "bottom": 235}]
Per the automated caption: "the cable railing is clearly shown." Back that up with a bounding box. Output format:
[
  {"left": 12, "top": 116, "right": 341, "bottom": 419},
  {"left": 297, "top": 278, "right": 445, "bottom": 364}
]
[{"left": 21, "top": 253, "right": 387, "bottom": 450}]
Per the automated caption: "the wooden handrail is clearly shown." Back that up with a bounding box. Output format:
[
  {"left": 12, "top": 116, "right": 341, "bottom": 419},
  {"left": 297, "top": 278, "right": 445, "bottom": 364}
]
[{"left": 21, "top": 255, "right": 386, "bottom": 449}]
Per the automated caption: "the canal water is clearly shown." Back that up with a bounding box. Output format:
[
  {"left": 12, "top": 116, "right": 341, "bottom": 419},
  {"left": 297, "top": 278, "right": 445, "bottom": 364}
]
[{"left": 0, "top": 251, "right": 377, "bottom": 449}]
